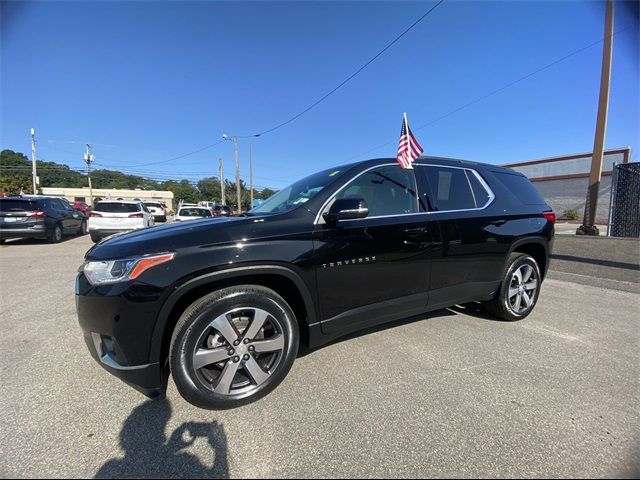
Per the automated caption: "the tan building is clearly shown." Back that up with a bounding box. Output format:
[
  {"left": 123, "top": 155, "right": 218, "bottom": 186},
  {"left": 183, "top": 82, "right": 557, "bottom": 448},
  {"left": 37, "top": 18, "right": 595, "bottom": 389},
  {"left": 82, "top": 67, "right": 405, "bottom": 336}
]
[
  {"left": 41, "top": 187, "right": 175, "bottom": 211},
  {"left": 504, "top": 147, "right": 631, "bottom": 223}
]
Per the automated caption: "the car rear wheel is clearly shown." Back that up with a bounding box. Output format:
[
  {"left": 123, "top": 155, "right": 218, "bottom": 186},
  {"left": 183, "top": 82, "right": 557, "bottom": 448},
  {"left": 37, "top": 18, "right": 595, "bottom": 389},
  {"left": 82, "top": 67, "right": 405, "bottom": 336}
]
[
  {"left": 170, "top": 285, "right": 299, "bottom": 409},
  {"left": 90, "top": 232, "right": 101, "bottom": 243},
  {"left": 77, "top": 219, "right": 88, "bottom": 236},
  {"left": 483, "top": 253, "right": 541, "bottom": 321},
  {"left": 48, "top": 224, "right": 63, "bottom": 243}
]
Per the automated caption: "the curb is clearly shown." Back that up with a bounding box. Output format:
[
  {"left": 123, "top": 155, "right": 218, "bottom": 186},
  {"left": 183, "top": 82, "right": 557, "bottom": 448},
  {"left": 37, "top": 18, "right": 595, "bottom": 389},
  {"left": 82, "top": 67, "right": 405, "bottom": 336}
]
[{"left": 547, "top": 270, "right": 640, "bottom": 294}]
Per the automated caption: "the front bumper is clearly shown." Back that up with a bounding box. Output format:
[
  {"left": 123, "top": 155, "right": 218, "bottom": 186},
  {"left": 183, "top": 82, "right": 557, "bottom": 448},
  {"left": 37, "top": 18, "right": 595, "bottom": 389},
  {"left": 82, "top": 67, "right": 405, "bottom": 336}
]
[{"left": 76, "top": 273, "right": 169, "bottom": 398}]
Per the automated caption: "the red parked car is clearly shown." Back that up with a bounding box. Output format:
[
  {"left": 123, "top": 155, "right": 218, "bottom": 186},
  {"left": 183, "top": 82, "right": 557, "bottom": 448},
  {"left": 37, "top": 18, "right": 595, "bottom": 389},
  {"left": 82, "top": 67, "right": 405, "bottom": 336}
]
[{"left": 72, "top": 201, "right": 92, "bottom": 215}]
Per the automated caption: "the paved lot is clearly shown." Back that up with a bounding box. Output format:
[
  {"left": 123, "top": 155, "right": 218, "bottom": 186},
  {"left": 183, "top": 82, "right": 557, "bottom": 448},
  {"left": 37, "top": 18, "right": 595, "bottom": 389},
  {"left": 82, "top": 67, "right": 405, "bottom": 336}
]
[{"left": 1, "top": 235, "right": 639, "bottom": 478}]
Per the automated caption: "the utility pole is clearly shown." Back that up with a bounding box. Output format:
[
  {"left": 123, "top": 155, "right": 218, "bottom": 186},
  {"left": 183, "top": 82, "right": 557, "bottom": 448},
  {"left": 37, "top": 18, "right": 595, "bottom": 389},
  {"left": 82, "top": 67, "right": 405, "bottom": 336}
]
[
  {"left": 233, "top": 136, "right": 241, "bottom": 213},
  {"left": 222, "top": 133, "right": 242, "bottom": 213},
  {"left": 577, "top": 0, "right": 614, "bottom": 236},
  {"left": 249, "top": 143, "right": 254, "bottom": 208},
  {"left": 219, "top": 158, "right": 226, "bottom": 205},
  {"left": 84, "top": 144, "right": 95, "bottom": 207},
  {"left": 30, "top": 128, "right": 38, "bottom": 194}
]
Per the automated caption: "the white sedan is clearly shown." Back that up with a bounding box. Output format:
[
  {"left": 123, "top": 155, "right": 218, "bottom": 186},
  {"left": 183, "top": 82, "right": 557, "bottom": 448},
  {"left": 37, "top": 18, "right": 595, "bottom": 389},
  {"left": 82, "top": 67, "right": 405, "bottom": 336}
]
[
  {"left": 88, "top": 201, "right": 154, "bottom": 243},
  {"left": 174, "top": 207, "right": 213, "bottom": 222}
]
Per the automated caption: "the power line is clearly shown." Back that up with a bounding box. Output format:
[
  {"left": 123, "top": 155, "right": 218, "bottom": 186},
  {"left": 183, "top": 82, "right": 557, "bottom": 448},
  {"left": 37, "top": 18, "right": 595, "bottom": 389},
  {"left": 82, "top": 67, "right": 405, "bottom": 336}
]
[
  {"left": 346, "top": 26, "right": 634, "bottom": 162},
  {"left": 237, "top": 0, "right": 446, "bottom": 138}
]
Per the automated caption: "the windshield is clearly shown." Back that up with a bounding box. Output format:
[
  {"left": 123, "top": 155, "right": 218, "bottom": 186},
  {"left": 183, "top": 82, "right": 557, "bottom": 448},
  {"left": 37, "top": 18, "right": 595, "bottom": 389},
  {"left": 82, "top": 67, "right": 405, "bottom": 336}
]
[
  {"left": 250, "top": 167, "right": 344, "bottom": 214},
  {"left": 145, "top": 202, "right": 163, "bottom": 208}
]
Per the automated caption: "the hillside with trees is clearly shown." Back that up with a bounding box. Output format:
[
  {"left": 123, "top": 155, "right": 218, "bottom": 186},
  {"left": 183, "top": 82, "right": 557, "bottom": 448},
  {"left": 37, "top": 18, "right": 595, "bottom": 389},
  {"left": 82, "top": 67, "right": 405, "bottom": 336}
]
[{"left": 0, "top": 149, "right": 276, "bottom": 209}]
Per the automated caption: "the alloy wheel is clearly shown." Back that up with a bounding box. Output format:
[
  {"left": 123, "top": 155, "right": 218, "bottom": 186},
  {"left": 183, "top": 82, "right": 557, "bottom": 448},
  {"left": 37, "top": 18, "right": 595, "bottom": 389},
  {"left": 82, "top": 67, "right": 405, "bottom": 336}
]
[
  {"left": 191, "top": 307, "right": 285, "bottom": 396},
  {"left": 508, "top": 264, "right": 538, "bottom": 314}
]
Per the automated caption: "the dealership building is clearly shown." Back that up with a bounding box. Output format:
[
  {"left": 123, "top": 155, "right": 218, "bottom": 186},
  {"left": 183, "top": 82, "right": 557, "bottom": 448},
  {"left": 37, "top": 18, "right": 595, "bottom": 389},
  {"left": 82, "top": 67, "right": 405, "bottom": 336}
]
[
  {"left": 40, "top": 187, "right": 175, "bottom": 211},
  {"left": 504, "top": 147, "right": 631, "bottom": 223}
]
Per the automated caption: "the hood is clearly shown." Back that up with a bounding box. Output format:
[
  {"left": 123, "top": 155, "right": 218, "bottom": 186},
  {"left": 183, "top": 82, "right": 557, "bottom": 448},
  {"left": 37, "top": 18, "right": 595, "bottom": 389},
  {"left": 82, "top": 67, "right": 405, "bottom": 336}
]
[{"left": 86, "top": 215, "right": 256, "bottom": 261}]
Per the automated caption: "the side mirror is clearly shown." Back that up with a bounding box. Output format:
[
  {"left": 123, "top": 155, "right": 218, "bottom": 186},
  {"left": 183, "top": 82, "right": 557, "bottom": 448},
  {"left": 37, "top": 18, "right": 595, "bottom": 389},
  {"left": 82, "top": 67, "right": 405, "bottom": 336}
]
[{"left": 323, "top": 198, "right": 369, "bottom": 224}]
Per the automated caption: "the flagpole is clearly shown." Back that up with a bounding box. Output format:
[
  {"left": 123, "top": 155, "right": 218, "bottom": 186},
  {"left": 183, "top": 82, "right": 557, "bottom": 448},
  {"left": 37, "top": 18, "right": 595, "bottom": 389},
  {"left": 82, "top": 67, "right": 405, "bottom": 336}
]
[{"left": 403, "top": 112, "right": 413, "bottom": 169}]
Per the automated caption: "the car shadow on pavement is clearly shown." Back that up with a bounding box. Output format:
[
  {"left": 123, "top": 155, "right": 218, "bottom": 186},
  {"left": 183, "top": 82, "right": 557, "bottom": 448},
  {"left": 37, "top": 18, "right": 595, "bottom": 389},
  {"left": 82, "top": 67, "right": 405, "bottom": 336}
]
[
  {"left": 297, "top": 302, "right": 505, "bottom": 358},
  {"left": 95, "top": 398, "right": 229, "bottom": 479},
  {"left": 0, "top": 235, "right": 84, "bottom": 246}
]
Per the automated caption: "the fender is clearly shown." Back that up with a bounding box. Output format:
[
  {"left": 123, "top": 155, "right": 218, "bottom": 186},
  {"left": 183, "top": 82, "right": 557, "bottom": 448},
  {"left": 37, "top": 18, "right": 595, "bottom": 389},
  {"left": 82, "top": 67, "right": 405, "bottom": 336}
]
[
  {"left": 507, "top": 235, "right": 551, "bottom": 276},
  {"left": 148, "top": 264, "right": 318, "bottom": 363}
]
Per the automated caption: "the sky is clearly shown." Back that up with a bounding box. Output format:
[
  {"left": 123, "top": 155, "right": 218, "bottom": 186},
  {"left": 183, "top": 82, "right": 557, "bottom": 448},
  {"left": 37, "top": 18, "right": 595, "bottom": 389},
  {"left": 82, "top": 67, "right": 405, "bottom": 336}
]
[{"left": 1, "top": 0, "right": 639, "bottom": 190}]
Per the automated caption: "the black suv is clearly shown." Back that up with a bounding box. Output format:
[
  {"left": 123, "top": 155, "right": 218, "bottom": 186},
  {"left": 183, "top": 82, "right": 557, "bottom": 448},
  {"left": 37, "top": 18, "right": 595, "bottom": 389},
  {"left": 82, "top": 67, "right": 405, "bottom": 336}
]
[
  {"left": 76, "top": 157, "right": 554, "bottom": 409},
  {"left": 0, "top": 196, "right": 88, "bottom": 244}
]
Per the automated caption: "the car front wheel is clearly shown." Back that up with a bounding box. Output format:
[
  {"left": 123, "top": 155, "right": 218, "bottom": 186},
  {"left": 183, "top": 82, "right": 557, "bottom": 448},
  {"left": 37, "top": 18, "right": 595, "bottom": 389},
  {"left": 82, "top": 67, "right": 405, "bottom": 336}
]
[
  {"left": 483, "top": 253, "right": 541, "bottom": 321},
  {"left": 169, "top": 285, "right": 299, "bottom": 409}
]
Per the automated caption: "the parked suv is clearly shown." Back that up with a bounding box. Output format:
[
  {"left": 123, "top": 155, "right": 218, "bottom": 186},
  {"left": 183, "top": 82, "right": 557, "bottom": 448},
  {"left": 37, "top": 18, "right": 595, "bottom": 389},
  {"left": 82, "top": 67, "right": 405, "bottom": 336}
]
[
  {"left": 175, "top": 206, "right": 213, "bottom": 221},
  {"left": 0, "top": 195, "right": 87, "bottom": 244},
  {"left": 88, "top": 200, "right": 154, "bottom": 243},
  {"left": 76, "top": 157, "right": 554, "bottom": 409},
  {"left": 144, "top": 202, "right": 167, "bottom": 223}
]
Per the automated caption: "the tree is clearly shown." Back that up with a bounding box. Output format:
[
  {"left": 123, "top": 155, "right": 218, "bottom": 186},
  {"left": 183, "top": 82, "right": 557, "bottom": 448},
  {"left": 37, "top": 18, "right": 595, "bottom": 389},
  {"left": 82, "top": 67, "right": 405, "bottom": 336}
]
[
  {"left": 0, "top": 150, "right": 277, "bottom": 206},
  {"left": 197, "top": 177, "right": 221, "bottom": 202},
  {"left": 0, "top": 150, "right": 31, "bottom": 194},
  {"left": 161, "top": 179, "right": 200, "bottom": 204}
]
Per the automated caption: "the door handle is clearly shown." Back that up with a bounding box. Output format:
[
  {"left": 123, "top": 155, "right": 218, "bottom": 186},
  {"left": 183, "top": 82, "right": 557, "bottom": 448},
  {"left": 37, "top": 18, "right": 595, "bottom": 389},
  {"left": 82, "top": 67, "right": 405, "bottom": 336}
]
[{"left": 404, "top": 227, "right": 428, "bottom": 235}]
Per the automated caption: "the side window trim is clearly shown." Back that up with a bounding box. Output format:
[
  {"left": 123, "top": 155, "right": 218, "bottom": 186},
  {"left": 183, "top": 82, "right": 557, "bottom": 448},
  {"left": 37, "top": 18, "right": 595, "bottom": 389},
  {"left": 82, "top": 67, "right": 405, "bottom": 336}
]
[
  {"left": 314, "top": 163, "right": 495, "bottom": 224},
  {"left": 418, "top": 165, "right": 494, "bottom": 213}
]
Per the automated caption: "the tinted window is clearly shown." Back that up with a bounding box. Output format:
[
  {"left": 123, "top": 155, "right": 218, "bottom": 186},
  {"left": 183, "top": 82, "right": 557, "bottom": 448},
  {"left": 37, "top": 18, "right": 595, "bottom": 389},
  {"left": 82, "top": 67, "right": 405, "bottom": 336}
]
[
  {"left": 179, "top": 208, "right": 211, "bottom": 217},
  {"left": 423, "top": 167, "right": 477, "bottom": 211},
  {"left": 145, "top": 202, "right": 163, "bottom": 208},
  {"left": 335, "top": 166, "right": 419, "bottom": 217},
  {"left": 95, "top": 202, "right": 140, "bottom": 213},
  {"left": 467, "top": 171, "right": 491, "bottom": 208},
  {"left": 0, "top": 199, "right": 39, "bottom": 212},
  {"left": 493, "top": 171, "right": 546, "bottom": 205}
]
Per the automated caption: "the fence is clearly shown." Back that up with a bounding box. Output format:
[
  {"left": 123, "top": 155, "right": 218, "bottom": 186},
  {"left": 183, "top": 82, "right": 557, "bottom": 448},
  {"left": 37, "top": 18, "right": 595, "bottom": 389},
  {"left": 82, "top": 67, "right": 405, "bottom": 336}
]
[{"left": 609, "top": 162, "right": 640, "bottom": 238}]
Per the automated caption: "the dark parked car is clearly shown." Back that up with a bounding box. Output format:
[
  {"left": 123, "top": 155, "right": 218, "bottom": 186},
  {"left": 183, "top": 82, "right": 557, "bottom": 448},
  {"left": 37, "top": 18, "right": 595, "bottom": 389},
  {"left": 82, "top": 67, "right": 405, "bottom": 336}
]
[
  {"left": 0, "top": 196, "right": 88, "bottom": 244},
  {"left": 76, "top": 157, "right": 554, "bottom": 409},
  {"left": 212, "top": 205, "right": 232, "bottom": 217}
]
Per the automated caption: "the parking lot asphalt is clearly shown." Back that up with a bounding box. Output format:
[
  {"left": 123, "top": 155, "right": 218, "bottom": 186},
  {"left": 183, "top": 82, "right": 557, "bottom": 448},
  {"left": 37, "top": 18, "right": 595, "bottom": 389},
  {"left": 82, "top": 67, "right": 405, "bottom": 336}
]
[{"left": 1, "top": 235, "right": 638, "bottom": 478}]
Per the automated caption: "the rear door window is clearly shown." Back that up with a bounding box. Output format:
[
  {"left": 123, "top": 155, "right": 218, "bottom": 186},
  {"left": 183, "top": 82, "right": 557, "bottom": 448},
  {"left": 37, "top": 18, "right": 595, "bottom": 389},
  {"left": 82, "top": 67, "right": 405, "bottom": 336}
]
[
  {"left": 421, "top": 166, "right": 479, "bottom": 211},
  {"left": 94, "top": 202, "right": 140, "bottom": 213}
]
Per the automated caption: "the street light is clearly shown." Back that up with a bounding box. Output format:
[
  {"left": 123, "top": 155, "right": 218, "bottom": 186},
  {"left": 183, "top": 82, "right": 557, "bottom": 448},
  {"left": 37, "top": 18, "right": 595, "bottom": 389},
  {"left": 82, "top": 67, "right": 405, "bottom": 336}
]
[{"left": 222, "top": 134, "right": 241, "bottom": 214}]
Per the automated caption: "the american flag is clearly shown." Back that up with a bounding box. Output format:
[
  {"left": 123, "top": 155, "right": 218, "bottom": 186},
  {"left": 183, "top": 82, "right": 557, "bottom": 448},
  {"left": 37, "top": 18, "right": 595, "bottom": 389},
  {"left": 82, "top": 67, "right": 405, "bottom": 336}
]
[{"left": 396, "top": 114, "right": 423, "bottom": 169}]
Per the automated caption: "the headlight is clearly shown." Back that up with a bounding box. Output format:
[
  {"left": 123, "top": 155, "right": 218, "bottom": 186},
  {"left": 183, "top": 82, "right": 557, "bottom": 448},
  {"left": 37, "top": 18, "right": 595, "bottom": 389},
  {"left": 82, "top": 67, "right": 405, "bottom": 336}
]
[{"left": 83, "top": 253, "right": 175, "bottom": 285}]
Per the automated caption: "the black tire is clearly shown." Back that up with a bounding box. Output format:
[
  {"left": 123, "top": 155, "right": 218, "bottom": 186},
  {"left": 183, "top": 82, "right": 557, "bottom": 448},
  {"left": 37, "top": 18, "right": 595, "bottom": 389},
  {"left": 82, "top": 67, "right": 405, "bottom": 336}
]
[
  {"left": 76, "top": 220, "right": 88, "bottom": 236},
  {"left": 0, "top": 238, "right": 6, "bottom": 245},
  {"left": 170, "top": 285, "right": 299, "bottom": 409},
  {"left": 90, "top": 232, "right": 101, "bottom": 243},
  {"left": 48, "top": 224, "right": 63, "bottom": 243},
  {"left": 483, "top": 253, "right": 541, "bottom": 321}
]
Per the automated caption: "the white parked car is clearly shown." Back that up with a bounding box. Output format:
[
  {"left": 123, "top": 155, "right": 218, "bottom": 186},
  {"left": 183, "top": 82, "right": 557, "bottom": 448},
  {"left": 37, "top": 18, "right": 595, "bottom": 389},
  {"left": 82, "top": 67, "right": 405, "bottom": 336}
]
[
  {"left": 143, "top": 201, "right": 167, "bottom": 222},
  {"left": 174, "top": 206, "right": 213, "bottom": 222},
  {"left": 88, "top": 201, "right": 154, "bottom": 243}
]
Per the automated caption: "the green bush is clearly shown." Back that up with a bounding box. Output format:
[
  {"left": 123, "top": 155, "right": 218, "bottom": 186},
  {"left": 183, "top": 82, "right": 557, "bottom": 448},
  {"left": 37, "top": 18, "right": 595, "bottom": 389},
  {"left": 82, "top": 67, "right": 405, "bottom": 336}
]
[{"left": 564, "top": 209, "right": 580, "bottom": 220}]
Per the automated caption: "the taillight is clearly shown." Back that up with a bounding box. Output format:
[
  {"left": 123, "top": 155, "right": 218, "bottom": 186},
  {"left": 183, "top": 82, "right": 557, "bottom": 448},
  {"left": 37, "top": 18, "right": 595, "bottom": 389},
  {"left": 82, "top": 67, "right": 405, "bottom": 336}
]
[
  {"left": 90, "top": 211, "right": 102, "bottom": 217},
  {"left": 542, "top": 211, "right": 556, "bottom": 224},
  {"left": 27, "top": 211, "right": 47, "bottom": 218},
  {"left": 129, "top": 213, "right": 144, "bottom": 218}
]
